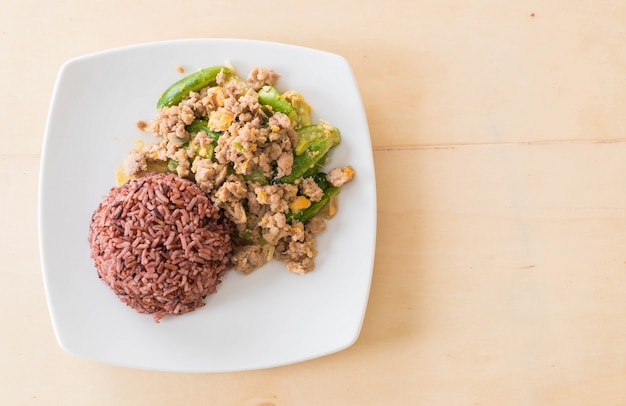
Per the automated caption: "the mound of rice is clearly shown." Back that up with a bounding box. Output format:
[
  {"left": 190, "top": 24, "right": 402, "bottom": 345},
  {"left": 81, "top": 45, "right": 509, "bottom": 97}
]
[{"left": 89, "top": 173, "right": 233, "bottom": 322}]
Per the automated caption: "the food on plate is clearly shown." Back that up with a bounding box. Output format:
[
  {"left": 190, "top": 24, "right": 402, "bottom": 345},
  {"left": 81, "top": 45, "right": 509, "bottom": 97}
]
[
  {"left": 123, "top": 65, "right": 354, "bottom": 275},
  {"left": 88, "top": 173, "right": 233, "bottom": 322},
  {"left": 89, "top": 64, "right": 354, "bottom": 321}
]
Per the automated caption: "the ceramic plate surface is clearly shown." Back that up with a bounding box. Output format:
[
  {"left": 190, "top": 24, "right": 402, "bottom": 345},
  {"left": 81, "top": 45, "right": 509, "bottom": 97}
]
[{"left": 39, "top": 39, "right": 376, "bottom": 372}]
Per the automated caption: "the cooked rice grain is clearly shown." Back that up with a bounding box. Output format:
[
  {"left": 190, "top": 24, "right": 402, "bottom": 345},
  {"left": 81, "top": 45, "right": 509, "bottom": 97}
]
[{"left": 89, "top": 173, "right": 233, "bottom": 322}]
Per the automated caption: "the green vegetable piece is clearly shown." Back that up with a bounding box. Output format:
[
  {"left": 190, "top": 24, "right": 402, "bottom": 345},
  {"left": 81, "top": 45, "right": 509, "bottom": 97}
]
[
  {"left": 288, "top": 186, "right": 340, "bottom": 223},
  {"left": 258, "top": 86, "right": 298, "bottom": 122},
  {"left": 238, "top": 217, "right": 267, "bottom": 245},
  {"left": 238, "top": 229, "right": 257, "bottom": 245},
  {"left": 279, "top": 138, "right": 333, "bottom": 184},
  {"left": 294, "top": 124, "right": 339, "bottom": 156},
  {"left": 243, "top": 170, "right": 269, "bottom": 185},
  {"left": 167, "top": 159, "right": 178, "bottom": 173},
  {"left": 157, "top": 66, "right": 229, "bottom": 109},
  {"left": 185, "top": 119, "right": 221, "bottom": 141},
  {"left": 279, "top": 125, "right": 340, "bottom": 183},
  {"left": 302, "top": 152, "right": 328, "bottom": 179},
  {"left": 283, "top": 90, "right": 311, "bottom": 129},
  {"left": 294, "top": 125, "right": 318, "bottom": 156},
  {"left": 196, "top": 144, "right": 214, "bottom": 159},
  {"left": 185, "top": 119, "right": 219, "bottom": 159},
  {"left": 313, "top": 172, "right": 330, "bottom": 190}
]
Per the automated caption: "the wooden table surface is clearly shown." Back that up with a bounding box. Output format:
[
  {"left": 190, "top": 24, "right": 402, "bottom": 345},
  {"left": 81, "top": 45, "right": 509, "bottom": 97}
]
[{"left": 2, "top": 1, "right": 626, "bottom": 404}]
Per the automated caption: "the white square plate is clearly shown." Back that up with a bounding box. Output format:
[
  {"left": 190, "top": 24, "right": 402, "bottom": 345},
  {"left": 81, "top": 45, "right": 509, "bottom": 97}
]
[{"left": 39, "top": 39, "right": 376, "bottom": 372}]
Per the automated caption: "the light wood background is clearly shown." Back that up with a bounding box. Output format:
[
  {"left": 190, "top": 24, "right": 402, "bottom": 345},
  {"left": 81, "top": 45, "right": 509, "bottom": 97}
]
[{"left": 2, "top": 1, "right": 626, "bottom": 404}]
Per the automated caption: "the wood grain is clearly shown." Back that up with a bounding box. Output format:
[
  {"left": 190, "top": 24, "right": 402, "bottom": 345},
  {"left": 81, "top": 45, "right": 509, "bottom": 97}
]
[{"left": 2, "top": 0, "right": 626, "bottom": 404}]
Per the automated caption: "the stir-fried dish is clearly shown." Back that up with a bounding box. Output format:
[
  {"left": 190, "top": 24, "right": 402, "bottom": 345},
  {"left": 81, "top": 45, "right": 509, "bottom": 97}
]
[{"left": 122, "top": 65, "right": 355, "bottom": 274}]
